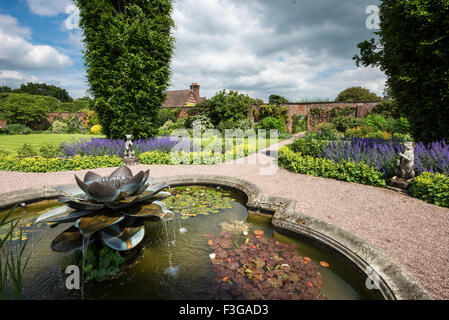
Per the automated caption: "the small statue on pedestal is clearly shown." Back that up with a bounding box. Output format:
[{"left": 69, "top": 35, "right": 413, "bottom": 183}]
[
  {"left": 123, "top": 134, "right": 139, "bottom": 165},
  {"left": 390, "top": 142, "right": 415, "bottom": 190}
]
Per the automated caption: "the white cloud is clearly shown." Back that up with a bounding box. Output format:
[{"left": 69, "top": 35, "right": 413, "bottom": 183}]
[
  {"left": 0, "top": 14, "right": 73, "bottom": 71},
  {"left": 169, "top": 0, "right": 385, "bottom": 101},
  {"left": 26, "top": 0, "right": 73, "bottom": 17},
  {"left": 0, "top": 70, "right": 39, "bottom": 88}
]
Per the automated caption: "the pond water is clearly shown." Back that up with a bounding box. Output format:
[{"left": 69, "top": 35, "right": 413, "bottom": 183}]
[{"left": 0, "top": 186, "right": 383, "bottom": 300}]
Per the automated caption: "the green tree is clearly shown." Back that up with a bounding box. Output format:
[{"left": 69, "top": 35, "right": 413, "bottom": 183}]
[
  {"left": 0, "top": 93, "right": 58, "bottom": 126},
  {"left": 76, "top": 0, "right": 175, "bottom": 139},
  {"left": 208, "top": 90, "right": 254, "bottom": 125},
  {"left": 0, "top": 86, "right": 12, "bottom": 93},
  {"left": 269, "top": 94, "right": 289, "bottom": 104},
  {"left": 14, "top": 83, "right": 73, "bottom": 102},
  {"left": 354, "top": 0, "right": 449, "bottom": 143},
  {"left": 335, "top": 86, "right": 381, "bottom": 102}
]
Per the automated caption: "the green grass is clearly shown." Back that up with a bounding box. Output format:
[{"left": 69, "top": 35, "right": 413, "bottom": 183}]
[{"left": 0, "top": 134, "right": 104, "bottom": 155}]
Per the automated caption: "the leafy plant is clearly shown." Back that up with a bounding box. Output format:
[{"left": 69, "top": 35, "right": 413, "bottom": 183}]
[
  {"left": 38, "top": 144, "right": 61, "bottom": 158},
  {"left": 51, "top": 120, "right": 67, "bottom": 134},
  {"left": 409, "top": 172, "right": 449, "bottom": 208},
  {"left": 70, "top": 244, "right": 125, "bottom": 283},
  {"left": 76, "top": 0, "right": 175, "bottom": 139},
  {"left": 354, "top": 0, "right": 449, "bottom": 143},
  {"left": 16, "top": 143, "right": 37, "bottom": 158},
  {"left": 6, "top": 124, "right": 32, "bottom": 135},
  {"left": 1, "top": 207, "right": 32, "bottom": 299},
  {"left": 278, "top": 146, "right": 386, "bottom": 187}
]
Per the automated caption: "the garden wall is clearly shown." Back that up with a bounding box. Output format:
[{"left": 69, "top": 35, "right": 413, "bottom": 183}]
[{"left": 250, "top": 101, "right": 380, "bottom": 133}]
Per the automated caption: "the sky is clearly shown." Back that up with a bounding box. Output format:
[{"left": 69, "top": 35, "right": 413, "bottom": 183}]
[{"left": 0, "top": 0, "right": 384, "bottom": 101}]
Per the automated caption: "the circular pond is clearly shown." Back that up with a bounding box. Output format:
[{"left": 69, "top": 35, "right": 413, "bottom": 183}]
[{"left": 0, "top": 186, "right": 383, "bottom": 300}]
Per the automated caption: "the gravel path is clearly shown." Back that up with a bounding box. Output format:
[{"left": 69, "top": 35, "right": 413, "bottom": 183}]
[{"left": 1, "top": 138, "right": 448, "bottom": 299}]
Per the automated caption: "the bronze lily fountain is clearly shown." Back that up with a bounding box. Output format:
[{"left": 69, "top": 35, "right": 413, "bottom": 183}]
[{"left": 36, "top": 166, "right": 173, "bottom": 252}]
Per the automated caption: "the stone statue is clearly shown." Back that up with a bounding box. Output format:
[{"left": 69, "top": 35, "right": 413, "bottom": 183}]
[
  {"left": 390, "top": 141, "right": 415, "bottom": 190},
  {"left": 395, "top": 141, "right": 415, "bottom": 180},
  {"left": 124, "top": 134, "right": 135, "bottom": 158}
]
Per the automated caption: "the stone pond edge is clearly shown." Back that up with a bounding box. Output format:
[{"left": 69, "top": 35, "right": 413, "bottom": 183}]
[{"left": 0, "top": 174, "right": 432, "bottom": 300}]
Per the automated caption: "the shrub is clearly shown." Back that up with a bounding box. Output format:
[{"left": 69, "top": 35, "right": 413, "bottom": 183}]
[
  {"left": 51, "top": 120, "right": 67, "bottom": 134},
  {"left": 364, "top": 114, "right": 389, "bottom": 132},
  {"left": 278, "top": 146, "right": 386, "bottom": 187},
  {"left": 409, "top": 172, "right": 449, "bottom": 208},
  {"left": 6, "top": 124, "right": 32, "bottom": 135},
  {"left": 0, "top": 93, "right": 57, "bottom": 126},
  {"left": 256, "top": 117, "right": 286, "bottom": 135},
  {"left": 90, "top": 125, "right": 103, "bottom": 135},
  {"left": 16, "top": 143, "right": 37, "bottom": 158},
  {"left": 289, "top": 138, "right": 327, "bottom": 158},
  {"left": 157, "top": 107, "right": 181, "bottom": 127},
  {"left": 254, "top": 104, "right": 289, "bottom": 122},
  {"left": 331, "top": 116, "right": 362, "bottom": 133},
  {"left": 208, "top": 90, "right": 254, "bottom": 126},
  {"left": 0, "top": 155, "right": 123, "bottom": 172},
  {"left": 39, "top": 144, "right": 62, "bottom": 158}
]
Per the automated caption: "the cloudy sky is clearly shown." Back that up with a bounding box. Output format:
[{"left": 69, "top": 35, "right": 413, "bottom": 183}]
[{"left": 0, "top": 0, "right": 384, "bottom": 101}]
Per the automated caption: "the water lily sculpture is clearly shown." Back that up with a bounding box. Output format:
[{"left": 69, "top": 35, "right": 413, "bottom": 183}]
[{"left": 36, "top": 166, "right": 173, "bottom": 253}]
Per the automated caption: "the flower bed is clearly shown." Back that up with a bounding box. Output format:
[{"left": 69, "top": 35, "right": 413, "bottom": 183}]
[
  {"left": 0, "top": 155, "right": 123, "bottom": 173},
  {"left": 280, "top": 137, "right": 449, "bottom": 208}
]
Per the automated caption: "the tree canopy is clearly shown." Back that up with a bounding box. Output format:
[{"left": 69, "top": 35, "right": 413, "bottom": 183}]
[
  {"left": 269, "top": 94, "right": 289, "bottom": 104},
  {"left": 76, "top": 0, "right": 175, "bottom": 139},
  {"left": 14, "top": 83, "right": 73, "bottom": 102},
  {"left": 335, "top": 86, "right": 381, "bottom": 102},
  {"left": 354, "top": 0, "right": 449, "bottom": 143}
]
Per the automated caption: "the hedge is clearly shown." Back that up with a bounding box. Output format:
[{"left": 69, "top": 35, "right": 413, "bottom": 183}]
[
  {"left": 0, "top": 155, "right": 123, "bottom": 173},
  {"left": 409, "top": 172, "right": 449, "bottom": 208},
  {"left": 278, "top": 146, "right": 387, "bottom": 187}
]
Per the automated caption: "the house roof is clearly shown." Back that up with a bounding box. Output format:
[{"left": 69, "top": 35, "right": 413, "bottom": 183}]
[{"left": 163, "top": 89, "right": 191, "bottom": 108}]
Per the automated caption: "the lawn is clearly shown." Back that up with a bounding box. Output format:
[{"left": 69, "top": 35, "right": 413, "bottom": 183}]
[{"left": 0, "top": 134, "right": 104, "bottom": 154}]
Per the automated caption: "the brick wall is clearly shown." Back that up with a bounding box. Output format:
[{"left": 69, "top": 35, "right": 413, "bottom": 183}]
[{"left": 251, "top": 101, "right": 380, "bottom": 133}]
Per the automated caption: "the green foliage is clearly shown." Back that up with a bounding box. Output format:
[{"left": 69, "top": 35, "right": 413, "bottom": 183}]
[
  {"left": 13, "top": 82, "right": 73, "bottom": 102},
  {"left": 138, "top": 151, "right": 172, "bottom": 164},
  {"left": 6, "top": 124, "right": 32, "bottom": 135},
  {"left": 254, "top": 104, "right": 289, "bottom": 122},
  {"left": 331, "top": 116, "right": 362, "bottom": 133},
  {"left": 354, "top": 0, "right": 449, "bottom": 143},
  {"left": 0, "top": 155, "right": 123, "bottom": 172},
  {"left": 16, "top": 143, "right": 37, "bottom": 158},
  {"left": 289, "top": 138, "right": 327, "bottom": 158},
  {"left": 70, "top": 244, "right": 125, "bottom": 283},
  {"left": 291, "top": 115, "right": 307, "bottom": 134},
  {"left": 157, "top": 119, "right": 185, "bottom": 136},
  {"left": 157, "top": 107, "right": 181, "bottom": 127},
  {"left": 51, "top": 120, "right": 68, "bottom": 134},
  {"left": 335, "top": 86, "right": 381, "bottom": 102},
  {"left": 409, "top": 172, "right": 449, "bottom": 208},
  {"left": 0, "top": 86, "right": 12, "bottom": 93},
  {"left": 208, "top": 90, "right": 254, "bottom": 126},
  {"left": 268, "top": 94, "right": 289, "bottom": 104},
  {"left": 1, "top": 207, "right": 31, "bottom": 299},
  {"left": 278, "top": 146, "right": 386, "bottom": 187},
  {"left": 57, "top": 98, "right": 93, "bottom": 112},
  {"left": 371, "top": 99, "right": 401, "bottom": 118},
  {"left": 364, "top": 114, "right": 389, "bottom": 132},
  {"left": 76, "top": 0, "right": 175, "bottom": 139},
  {"left": 256, "top": 117, "right": 286, "bottom": 134},
  {"left": 0, "top": 93, "right": 58, "bottom": 126},
  {"left": 38, "top": 144, "right": 62, "bottom": 158}
]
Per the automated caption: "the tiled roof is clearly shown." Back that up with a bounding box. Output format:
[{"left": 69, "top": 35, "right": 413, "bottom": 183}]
[{"left": 162, "top": 89, "right": 191, "bottom": 107}]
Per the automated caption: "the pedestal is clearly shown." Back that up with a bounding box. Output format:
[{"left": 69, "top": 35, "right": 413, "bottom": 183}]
[
  {"left": 389, "top": 176, "right": 413, "bottom": 191},
  {"left": 123, "top": 156, "right": 139, "bottom": 166}
]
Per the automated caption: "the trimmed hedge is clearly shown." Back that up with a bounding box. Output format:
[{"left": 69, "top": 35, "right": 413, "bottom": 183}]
[
  {"left": 278, "top": 146, "right": 387, "bottom": 187},
  {"left": 409, "top": 172, "right": 449, "bottom": 208},
  {"left": 0, "top": 155, "right": 123, "bottom": 173}
]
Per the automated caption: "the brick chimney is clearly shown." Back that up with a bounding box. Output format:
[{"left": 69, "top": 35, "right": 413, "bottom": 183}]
[{"left": 190, "top": 82, "right": 200, "bottom": 102}]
